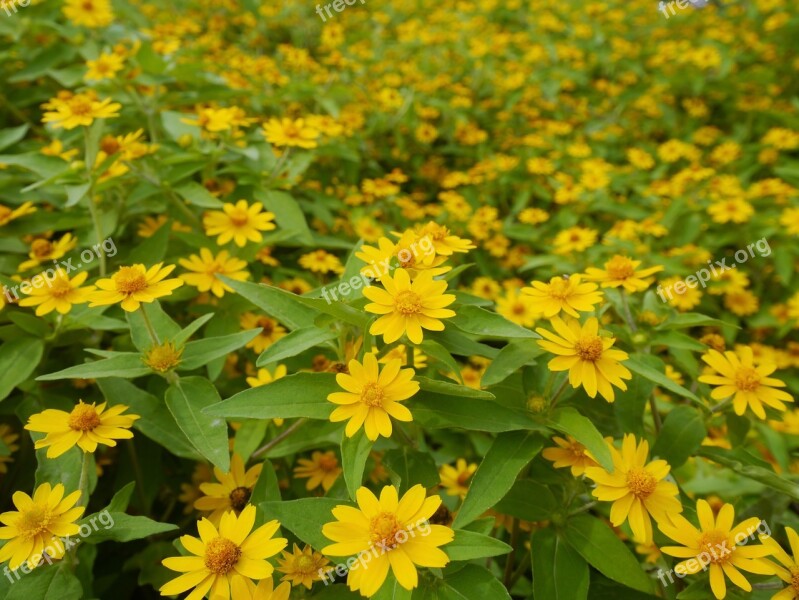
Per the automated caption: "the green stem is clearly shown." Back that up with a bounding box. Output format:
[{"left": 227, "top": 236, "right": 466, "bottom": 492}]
[
  {"left": 710, "top": 397, "right": 732, "bottom": 414},
  {"left": 620, "top": 290, "right": 637, "bottom": 332},
  {"left": 266, "top": 147, "right": 291, "bottom": 185},
  {"left": 502, "top": 518, "right": 520, "bottom": 590},
  {"left": 406, "top": 344, "right": 414, "bottom": 369},
  {"left": 140, "top": 303, "right": 161, "bottom": 345},
  {"left": 650, "top": 395, "right": 663, "bottom": 434},
  {"left": 83, "top": 128, "right": 106, "bottom": 276},
  {"left": 126, "top": 440, "right": 149, "bottom": 512},
  {"left": 507, "top": 548, "right": 531, "bottom": 591},
  {"left": 549, "top": 377, "right": 570, "bottom": 410},
  {"left": 251, "top": 418, "right": 308, "bottom": 460},
  {"left": 77, "top": 451, "right": 92, "bottom": 509}
]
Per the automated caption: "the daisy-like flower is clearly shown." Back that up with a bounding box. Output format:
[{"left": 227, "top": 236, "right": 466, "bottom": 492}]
[
  {"left": 18, "top": 233, "right": 77, "bottom": 272},
  {"left": 143, "top": 341, "right": 183, "bottom": 373},
  {"left": 413, "top": 222, "right": 475, "bottom": 255},
  {"left": 439, "top": 458, "right": 477, "bottom": 499},
  {"left": 179, "top": 249, "right": 249, "bottom": 298},
  {"left": 0, "top": 201, "right": 36, "bottom": 227},
  {"left": 583, "top": 255, "right": 663, "bottom": 292},
  {"left": 240, "top": 313, "right": 286, "bottom": 354},
  {"left": 246, "top": 365, "right": 288, "bottom": 388},
  {"left": 194, "top": 453, "right": 262, "bottom": 524},
  {"left": 698, "top": 347, "right": 793, "bottom": 419},
  {"left": 299, "top": 250, "right": 345, "bottom": 275},
  {"left": 495, "top": 288, "right": 538, "bottom": 328},
  {"left": 88, "top": 263, "right": 183, "bottom": 312},
  {"left": 522, "top": 274, "right": 603, "bottom": 318},
  {"left": 658, "top": 499, "right": 774, "bottom": 600},
  {"left": 542, "top": 435, "right": 598, "bottom": 476},
  {"left": 252, "top": 577, "right": 292, "bottom": 600},
  {"left": 536, "top": 316, "right": 632, "bottom": 402},
  {"left": 84, "top": 52, "right": 125, "bottom": 81},
  {"left": 322, "top": 485, "right": 454, "bottom": 596},
  {"left": 17, "top": 270, "right": 95, "bottom": 316},
  {"left": 0, "top": 424, "right": 19, "bottom": 474},
  {"left": 761, "top": 526, "right": 799, "bottom": 600},
  {"left": 41, "top": 91, "right": 120, "bottom": 129},
  {"left": 203, "top": 200, "right": 276, "bottom": 248},
  {"left": 276, "top": 544, "right": 331, "bottom": 589},
  {"left": 327, "top": 354, "right": 419, "bottom": 441},
  {"left": 0, "top": 483, "right": 84, "bottom": 570},
  {"left": 160, "top": 505, "right": 288, "bottom": 600},
  {"left": 364, "top": 269, "right": 456, "bottom": 345},
  {"left": 293, "top": 451, "right": 342, "bottom": 492},
  {"left": 262, "top": 117, "right": 320, "bottom": 149},
  {"left": 25, "top": 400, "right": 139, "bottom": 458},
  {"left": 584, "top": 434, "right": 682, "bottom": 543}
]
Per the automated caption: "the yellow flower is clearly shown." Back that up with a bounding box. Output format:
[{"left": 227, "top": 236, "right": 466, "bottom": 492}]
[
  {"left": 0, "top": 424, "right": 19, "bottom": 474},
  {"left": 583, "top": 255, "right": 663, "bottom": 292},
  {"left": 18, "top": 233, "right": 77, "bottom": 271},
  {"left": 327, "top": 353, "right": 418, "bottom": 441},
  {"left": 179, "top": 249, "right": 249, "bottom": 297},
  {"left": 322, "top": 485, "right": 454, "bottom": 596},
  {"left": 62, "top": 0, "right": 113, "bottom": 27},
  {"left": 89, "top": 263, "right": 183, "bottom": 312},
  {"left": 203, "top": 200, "right": 276, "bottom": 248},
  {"left": 262, "top": 118, "right": 320, "bottom": 149},
  {"left": 708, "top": 198, "right": 754, "bottom": 224},
  {"left": 658, "top": 499, "right": 774, "bottom": 599},
  {"left": 0, "top": 201, "right": 36, "bottom": 227},
  {"left": 194, "top": 453, "right": 262, "bottom": 524},
  {"left": 84, "top": 52, "right": 125, "bottom": 81},
  {"left": 41, "top": 92, "right": 120, "bottom": 129},
  {"left": 414, "top": 222, "right": 476, "bottom": 255},
  {"left": 698, "top": 347, "right": 793, "bottom": 419},
  {"left": 584, "top": 434, "right": 682, "bottom": 543},
  {"left": 293, "top": 451, "right": 342, "bottom": 492},
  {"left": 17, "top": 270, "right": 95, "bottom": 316},
  {"left": 0, "top": 483, "right": 84, "bottom": 570},
  {"left": 26, "top": 400, "right": 138, "bottom": 458},
  {"left": 439, "top": 458, "right": 477, "bottom": 499},
  {"left": 240, "top": 313, "right": 286, "bottom": 353},
  {"left": 522, "top": 274, "right": 603, "bottom": 318},
  {"left": 160, "top": 505, "right": 287, "bottom": 599},
  {"left": 495, "top": 288, "right": 538, "bottom": 328},
  {"left": 143, "top": 341, "right": 183, "bottom": 373},
  {"left": 299, "top": 249, "right": 345, "bottom": 274},
  {"left": 536, "top": 316, "right": 632, "bottom": 402},
  {"left": 761, "top": 526, "right": 799, "bottom": 600},
  {"left": 542, "top": 435, "right": 598, "bottom": 476},
  {"left": 252, "top": 577, "right": 292, "bottom": 600},
  {"left": 276, "top": 544, "right": 331, "bottom": 589},
  {"left": 364, "top": 269, "right": 456, "bottom": 345},
  {"left": 246, "top": 365, "right": 288, "bottom": 388}
]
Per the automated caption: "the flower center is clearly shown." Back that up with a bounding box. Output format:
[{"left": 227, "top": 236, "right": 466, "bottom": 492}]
[
  {"left": 605, "top": 256, "right": 636, "bottom": 280},
  {"left": 229, "top": 210, "right": 249, "bottom": 227},
  {"left": 575, "top": 336, "right": 604, "bottom": 362},
  {"left": 19, "top": 505, "right": 52, "bottom": 539},
  {"left": 790, "top": 566, "right": 799, "bottom": 592},
  {"left": 369, "top": 512, "right": 403, "bottom": 550},
  {"left": 395, "top": 290, "right": 422, "bottom": 315},
  {"left": 144, "top": 342, "right": 182, "bottom": 372},
  {"left": 204, "top": 537, "right": 242, "bottom": 575},
  {"left": 69, "top": 97, "right": 93, "bottom": 116},
  {"left": 68, "top": 403, "right": 101, "bottom": 432},
  {"left": 296, "top": 555, "right": 315, "bottom": 573},
  {"left": 511, "top": 302, "right": 527, "bottom": 316},
  {"left": 626, "top": 467, "right": 657, "bottom": 499},
  {"left": 49, "top": 278, "right": 73, "bottom": 298},
  {"left": 259, "top": 319, "right": 275, "bottom": 335},
  {"left": 31, "top": 239, "right": 54, "bottom": 258},
  {"left": 228, "top": 486, "right": 251, "bottom": 512},
  {"left": 318, "top": 454, "right": 339, "bottom": 471},
  {"left": 456, "top": 471, "right": 472, "bottom": 486},
  {"left": 548, "top": 278, "right": 571, "bottom": 300},
  {"left": 361, "top": 382, "right": 384, "bottom": 407},
  {"left": 735, "top": 367, "right": 761, "bottom": 392},
  {"left": 0, "top": 206, "right": 11, "bottom": 220},
  {"left": 114, "top": 267, "right": 148, "bottom": 294},
  {"left": 697, "top": 530, "right": 731, "bottom": 564}
]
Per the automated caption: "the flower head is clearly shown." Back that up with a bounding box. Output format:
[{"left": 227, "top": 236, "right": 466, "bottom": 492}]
[
  {"left": 203, "top": 200, "right": 276, "bottom": 248},
  {"left": 364, "top": 269, "right": 456, "bottom": 345},
  {"left": 0, "top": 201, "right": 35, "bottom": 227},
  {"left": 761, "top": 526, "right": 799, "bottom": 600},
  {"left": 179, "top": 249, "right": 249, "bottom": 297},
  {"left": 439, "top": 459, "right": 477, "bottom": 499},
  {"left": 522, "top": 274, "right": 603, "bottom": 318},
  {"left": 160, "top": 505, "right": 287, "bottom": 599},
  {"left": 542, "top": 435, "right": 598, "bottom": 476},
  {"left": 25, "top": 400, "right": 139, "bottom": 458},
  {"left": 583, "top": 255, "right": 663, "bottom": 292},
  {"left": 42, "top": 91, "right": 120, "bottom": 129},
  {"left": 698, "top": 347, "right": 793, "bottom": 419},
  {"left": 536, "top": 316, "right": 631, "bottom": 402},
  {"left": 18, "top": 270, "right": 95, "bottom": 316},
  {"left": 276, "top": 544, "right": 331, "bottom": 589},
  {"left": 327, "top": 354, "right": 418, "bottom": 441},
  {"left": 322, "top": 485, "right": 454, "bottom": 596},
  {"left": 262, "top": 118, "right": 320, "bottom": 149},
  {"left": 0, "top": 483, "right": 85, "bottom": 570},
  {"left": 194, "top": 453, "right": 262, "bottom": 525},
  {"left": 89, "top": 263, "right": 183, "bottom": 312},
  {"left": 293, "top": 451, "right": 342, "bottom": 492},
  {"left": 584, "top": 434, "right": 682, "bottom": 543},
  {"left": 143, "top": 341, "right": 183, "bottom": 372}
]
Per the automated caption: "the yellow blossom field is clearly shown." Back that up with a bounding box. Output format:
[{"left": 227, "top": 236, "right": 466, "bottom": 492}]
[{"left": 1, "top": 0, "right": 799, "bottom": 598}]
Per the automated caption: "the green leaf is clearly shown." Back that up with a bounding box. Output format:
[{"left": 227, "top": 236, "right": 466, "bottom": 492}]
[
  {"left": 255, "top": 190, "right": 313, "bottom": 245},
  {"left": 341, "top": 430, "right": 373, "bottom": 501},
  {"left": 80, "top": 512, "right": 177, "bottom": 543},
  {"left": 532, "top": 528, "right": 589, "bottom": 600},
  {"left": 171, "top": 313, "right": 215, "bottom": 346},
  {"left": 220, "top": 278, "right": 320, "bottom": 330},
  {"left": 419, "top": 339, "right": 464, "bottom": 383},
  {"left": 372, "top": 573, "right": 413, "bottom": 600},
  {"left": 547, "top": 407, "right": 614, "bottom": 472},
  {"left": 698, "top": 447, "right": 799, "bottom": 501},
  {"left": 174, "top": 181, "right": 224, "bottom": 208},
  {"left": 437, "top": 564, "right": 512, "bottom": 600},
  {"left": 651, "top": 406, "right": 706, "bottom": 468},
  {"left": 382, "top": 447, "right": 440, "bottom": 492},
  {"left": 0, "top": 124, "right": 29, "bottom": 152},
  {"left": 453, "top": 431, "right": 544, "bottom": 528},
  {"left": 233, "top": 420, "right": 268, "bottom": 461},
  {"left": 562, "top": 515, "right": 654, "bottom": 594},
  {"left": 657, "top": 313, "right": 730, "bottom": 330},
  {"left": 480, "top": 341, "right": 543, "bottom": 387},
  {"left": 34, "top": 446, "right": 95, "bottom": 500},
  {"left": 449, "top": 305, "right": 537, "bottom": 339},
  {"left": 97, "top": 378, "right": 201, "bottom": 460},
  {"left": 2, "top": 563, "right": 82, "bottom": 600},
  {"left": 261, "top": 498, "right": 345, "bottom": 549},
  {"left": 165, "top": 377, "right": 230, "bottom": 471},
  {"left": 446, "top": 530, "right": 512, "bottom": 561},
  {"left": 204, "top": 372, "right": 337, "bottom": 421},
  {"left": 626, "top": 354, "right": 699, "bottom": 402},
  {"left": 0, "top": 154, "right": 69, "bottom": 179},
  {"left": 613, "top": 373, "right": 656, "bottom": 437},
  {"left": 412, "top": 393, "right": 546, "bottom": 433},
  {"left": 649, "top": 331, "right": 707, "bottom": 352},
  {"left": 0, "top": 336, "right": 44, "bottom": 400},
  {"left": 37, "top": 353, "right": 150, "bottom": 381},
  {"left": 494, "top": 480, "right": 557, "bottom": 522},
  {"left": 416, "top": 375, "right": 494, "bottom": 399},
  {"left": 106, "top": 482, "right": 136, "bottom": 512},
  {"left": 292, "top": 295, "right": 372, "bottom": 328},
  {"left": 179, "top": 329, "right": 260, "bottom": 371},
  {"left": 257, "top": 327, "right": 337, "bottom": 366},
  {"left": 127, "top": 220, "right": 171, "bottom": 265}
]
